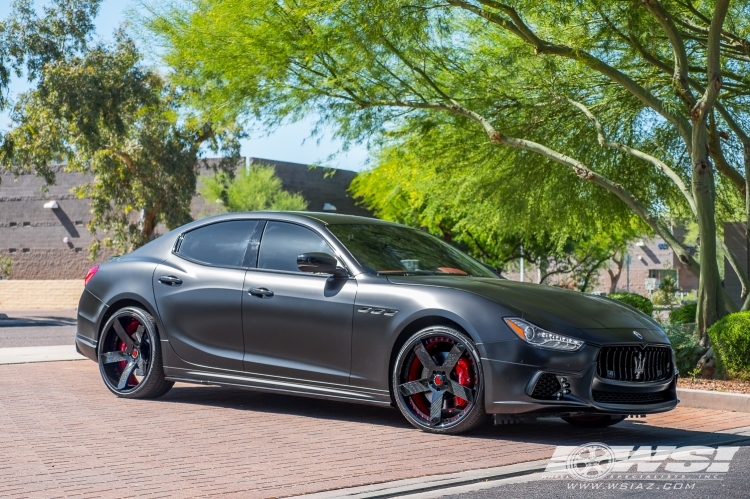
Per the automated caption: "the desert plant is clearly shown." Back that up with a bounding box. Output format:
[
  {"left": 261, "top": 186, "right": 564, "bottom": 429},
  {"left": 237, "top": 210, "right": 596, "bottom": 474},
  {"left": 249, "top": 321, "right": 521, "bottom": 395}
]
[
  {"left": 0, "top": 256, "right": 11, "bottom": 279},
  {"left": 663, "top": 323, "right": 703, "bottom": 377},
  {"left": 707, "top": 312, "right": 750, "bottom": 380},
  {"left": 608, "top": 292, "right": 653, "bottom": 316},
  {"left": 669, "top": 303, "right": 698, "bottom": 325}
]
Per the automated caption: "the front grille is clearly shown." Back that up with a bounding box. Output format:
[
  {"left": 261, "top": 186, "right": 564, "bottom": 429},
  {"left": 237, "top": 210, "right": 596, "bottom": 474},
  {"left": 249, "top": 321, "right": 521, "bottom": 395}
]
[
  {"left": 592, "top": 389, "right": 669, "bottom": 405},
  {"left": 597, "top": 345, "right": 672, "bottom": 382},
  {"left": 530, "top": 373, "right": 561, "bottom": 399}
]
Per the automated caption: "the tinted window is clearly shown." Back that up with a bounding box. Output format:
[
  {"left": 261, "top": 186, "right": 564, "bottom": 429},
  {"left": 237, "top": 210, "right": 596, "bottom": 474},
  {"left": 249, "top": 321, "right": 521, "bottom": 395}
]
[
  {"left": 258, "top": 222, "right": 334, "bottom": 272},
  {"left": 327, "top": 224, "right": 496, "bottom": 278},
  {"left": 178, "top": 220, "right": 258, "bottom": 267}
]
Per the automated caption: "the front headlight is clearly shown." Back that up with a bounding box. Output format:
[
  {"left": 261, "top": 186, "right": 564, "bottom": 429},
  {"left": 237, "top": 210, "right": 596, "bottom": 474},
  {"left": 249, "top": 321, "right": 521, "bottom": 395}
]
[{"left": 504, "top": 318, "right": 584, "bottom": 351}]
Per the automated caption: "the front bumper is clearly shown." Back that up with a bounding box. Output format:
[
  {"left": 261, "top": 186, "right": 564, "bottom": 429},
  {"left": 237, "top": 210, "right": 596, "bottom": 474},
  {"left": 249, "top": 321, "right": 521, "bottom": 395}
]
[{"left": 480, "top": 340, "right": 679, "bottom": 417}]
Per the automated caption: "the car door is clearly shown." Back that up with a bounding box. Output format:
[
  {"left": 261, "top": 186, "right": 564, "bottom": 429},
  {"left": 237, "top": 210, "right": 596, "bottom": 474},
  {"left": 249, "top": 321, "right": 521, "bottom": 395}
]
[
  {"left": 242, "top": 220, "right": 356, "bottom": 385},
  {"left": 153, "top": 220, "right": 261, "bottom": 371}
]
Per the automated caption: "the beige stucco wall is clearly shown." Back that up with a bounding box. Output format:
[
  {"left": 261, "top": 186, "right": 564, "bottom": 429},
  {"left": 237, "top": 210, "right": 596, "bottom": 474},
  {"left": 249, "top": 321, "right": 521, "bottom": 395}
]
[{"left": 0, "top": 280, "right": 83, "bottom": 310}]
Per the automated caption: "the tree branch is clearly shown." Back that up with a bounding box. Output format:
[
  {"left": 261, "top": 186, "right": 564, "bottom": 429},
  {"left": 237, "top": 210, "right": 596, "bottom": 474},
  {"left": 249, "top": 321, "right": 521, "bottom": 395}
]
[
  {"left": 445, "top": 0, "right": 694, "bottom": 150},
  {"left": 566, "top": 98, "right": 697, "bottom": 215},
  {"left": 109, "top": 150, "right": 136, "bottom": 173},
  {"left": 641, "top": 0, "right": 696, "bottom": 106},
  {"left": 362, "top": 97, "right": 701, "bottom": 278},
  {"left": 691, "top": 0, "right": 729, "bottom": 122}
]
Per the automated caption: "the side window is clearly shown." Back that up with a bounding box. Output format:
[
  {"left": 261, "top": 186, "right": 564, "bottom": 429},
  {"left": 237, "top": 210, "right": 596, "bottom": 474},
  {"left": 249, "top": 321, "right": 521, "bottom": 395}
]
[
  {"left": 258, "top": 221, "right": 335, "bottom": 272},
  {"left": 178, "top": 220, "right": 258, "bottom": 267}
]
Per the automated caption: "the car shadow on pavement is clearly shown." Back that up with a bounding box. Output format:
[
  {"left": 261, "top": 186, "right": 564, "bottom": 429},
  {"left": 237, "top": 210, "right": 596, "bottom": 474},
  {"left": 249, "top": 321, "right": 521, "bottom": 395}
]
[
  {"left": 158, "top": 385, "right": 750, "bottom": 447},
  {"left": 0, "top": 315, "right": 77, "bottom": 327}
]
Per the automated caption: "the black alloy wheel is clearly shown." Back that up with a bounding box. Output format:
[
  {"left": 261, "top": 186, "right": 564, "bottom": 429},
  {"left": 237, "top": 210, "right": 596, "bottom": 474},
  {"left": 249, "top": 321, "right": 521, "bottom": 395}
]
[
  {"left": 562, "top": 415, "right": 626, "bottom": 428},
  {"left": 98, "top": 306, "right": 173, "bottom": 399},
  {"left": 393, "top": 326, "right": 486, "bottom": 434}
]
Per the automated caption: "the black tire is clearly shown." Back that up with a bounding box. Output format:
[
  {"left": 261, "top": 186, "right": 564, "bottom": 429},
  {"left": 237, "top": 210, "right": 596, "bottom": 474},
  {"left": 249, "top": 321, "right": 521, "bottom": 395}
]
[
  {"left": 97, "top": 306, "right": 174, "bottom": 399},
  {"left": 392, "top": 326, "right": 487, "bottom": 435},
  {"left": 561, "top": 415, "right": 626, "bottom": 428}
]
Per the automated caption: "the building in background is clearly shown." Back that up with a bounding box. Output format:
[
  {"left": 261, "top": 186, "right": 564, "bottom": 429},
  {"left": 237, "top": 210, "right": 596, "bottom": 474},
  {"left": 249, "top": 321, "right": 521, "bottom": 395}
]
[
  {"left": 501, "top": 228, "right": 700, "bottom": 298},
  {"left": 0, "top": 158, "right": 369, "bottom": 280}
]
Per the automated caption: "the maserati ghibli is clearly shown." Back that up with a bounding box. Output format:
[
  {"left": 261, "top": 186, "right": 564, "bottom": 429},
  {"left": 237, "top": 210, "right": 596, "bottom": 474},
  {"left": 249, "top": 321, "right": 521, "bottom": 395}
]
[{"left": 76, "top": 212, "right": 678, "bottom": 434}]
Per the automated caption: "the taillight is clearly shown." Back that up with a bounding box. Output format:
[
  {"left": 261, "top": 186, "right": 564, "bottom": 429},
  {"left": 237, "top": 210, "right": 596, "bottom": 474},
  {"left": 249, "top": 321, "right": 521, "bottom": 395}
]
[{"left": 84, "top": 265, "right": 100, "bottom": 286}]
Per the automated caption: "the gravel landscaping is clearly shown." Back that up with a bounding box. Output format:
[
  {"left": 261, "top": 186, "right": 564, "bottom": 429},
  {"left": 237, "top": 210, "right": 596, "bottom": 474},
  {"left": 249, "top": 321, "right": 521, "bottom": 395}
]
[{"left": 678, "top": 377, "right": 750, "bottom": 395}]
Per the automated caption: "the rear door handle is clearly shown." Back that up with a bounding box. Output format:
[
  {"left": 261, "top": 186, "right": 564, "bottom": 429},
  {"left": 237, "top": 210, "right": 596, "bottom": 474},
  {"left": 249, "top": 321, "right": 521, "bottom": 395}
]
[
  {"left": 248, "top": 287, "right": 274, "bottom": 298},
  {"left": 158, "top": 275, "right": 183, "bottom": 286}
]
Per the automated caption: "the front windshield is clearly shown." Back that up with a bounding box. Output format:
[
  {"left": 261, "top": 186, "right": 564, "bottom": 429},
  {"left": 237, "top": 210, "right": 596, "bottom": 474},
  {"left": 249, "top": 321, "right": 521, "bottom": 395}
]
[{"left": 327, "top": 223, "right": 497, "bottom": 278}]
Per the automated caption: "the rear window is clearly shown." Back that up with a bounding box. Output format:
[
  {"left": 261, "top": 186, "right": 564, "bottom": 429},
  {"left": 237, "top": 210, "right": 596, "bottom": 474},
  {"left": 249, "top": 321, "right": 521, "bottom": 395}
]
[{"left": 177, "top": 220, "right": 259, "bottom": 267}]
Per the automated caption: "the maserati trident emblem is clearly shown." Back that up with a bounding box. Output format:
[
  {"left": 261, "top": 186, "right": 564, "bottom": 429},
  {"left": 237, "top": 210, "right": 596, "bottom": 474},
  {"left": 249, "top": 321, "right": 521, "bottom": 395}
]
[
  {"left": 632, "top": 331, "right": 643, "bottom": 340},
  {"left": 634, "top": 352, "right": 646, "bottom": 380}
]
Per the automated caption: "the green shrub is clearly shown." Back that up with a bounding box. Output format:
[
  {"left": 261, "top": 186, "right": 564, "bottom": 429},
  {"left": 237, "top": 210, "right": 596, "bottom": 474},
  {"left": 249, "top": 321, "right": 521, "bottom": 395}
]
[
  {"left": 669, "top": 303, "right": 697, "bottom": 324},
  {"left": 608, "top": 292, "right": 653, "bottom": 316},
  {"left": 663, "top": 323, "right": 703, "bottom": 376},
  {"left": 708, "top": 311, "right": 750, "bottom": 380}
]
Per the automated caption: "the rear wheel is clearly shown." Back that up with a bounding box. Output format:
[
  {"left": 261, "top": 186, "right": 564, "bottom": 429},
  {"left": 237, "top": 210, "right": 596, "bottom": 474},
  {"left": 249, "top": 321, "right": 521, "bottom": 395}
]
[
  {"left": 98, "top": 306, "right": 173, "bottom": 399},
  {"left": 561, "top": 415, "right": 626, "bottom": 428},
  {"left": 392, "top": 326, "right": 486, "bottom": 434}
]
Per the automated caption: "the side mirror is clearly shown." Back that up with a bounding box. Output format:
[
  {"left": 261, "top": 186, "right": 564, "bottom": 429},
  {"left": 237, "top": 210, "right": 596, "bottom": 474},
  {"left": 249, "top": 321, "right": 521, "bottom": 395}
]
[{"left": 297, "top": 252, "right": 348, "bottom": 276}]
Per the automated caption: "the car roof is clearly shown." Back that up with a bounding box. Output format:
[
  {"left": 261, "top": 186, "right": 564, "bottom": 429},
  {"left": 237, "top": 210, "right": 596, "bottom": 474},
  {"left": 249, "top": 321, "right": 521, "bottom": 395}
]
[{"left": 282, "top": 211, "right": 397, "bottom": 225}]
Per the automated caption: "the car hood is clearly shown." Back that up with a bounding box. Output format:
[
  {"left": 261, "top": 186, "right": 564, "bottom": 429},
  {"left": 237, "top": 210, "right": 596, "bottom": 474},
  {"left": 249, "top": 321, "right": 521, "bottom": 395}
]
[{"left": 387, "top": 276, "right": 669, "bottom": 344}]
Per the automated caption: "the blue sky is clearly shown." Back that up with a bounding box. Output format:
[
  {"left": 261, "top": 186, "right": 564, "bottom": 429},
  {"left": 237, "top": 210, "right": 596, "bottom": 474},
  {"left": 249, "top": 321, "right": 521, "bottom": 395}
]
[{"left": 0, "top": 0, "right": 371, "bottom": 172}]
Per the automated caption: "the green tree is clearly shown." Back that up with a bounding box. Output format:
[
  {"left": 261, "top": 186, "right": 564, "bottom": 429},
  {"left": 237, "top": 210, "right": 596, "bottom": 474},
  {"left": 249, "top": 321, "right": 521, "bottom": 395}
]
[
  {"left": 200, "top": 163, "right": 308, "bottom": 213},
  {"left": 350, "top": 143, "right": 643, "bottom": 292},
  {"left": 0, "top": 0, "right": 100, "bottom": 114},
  {"left": 146, "top": 0, "right": 750, "bottom": 337},
  {"left": 3, "top": 33, "right": 241, "bottom": 256}
]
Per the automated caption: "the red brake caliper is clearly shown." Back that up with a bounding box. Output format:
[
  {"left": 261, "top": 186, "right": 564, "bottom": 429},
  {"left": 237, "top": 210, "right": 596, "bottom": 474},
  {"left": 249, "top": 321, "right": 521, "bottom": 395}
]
[
  {"left": 117, "top": 320, "right": 140, "bottom": 387},
  {"left": 454, "top": 357, "right": 473, "bottom": 408}
]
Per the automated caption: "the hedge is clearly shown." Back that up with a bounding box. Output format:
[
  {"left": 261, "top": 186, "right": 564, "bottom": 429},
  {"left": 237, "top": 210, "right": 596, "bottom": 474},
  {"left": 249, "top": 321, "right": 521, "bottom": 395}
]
[
  {"left": 608, "top": 292, "right": 654, "bottom": 316},
  {"left": 707, "top": 311, "right": 750, "bottom": 380},
  {"left": 669, "top": 303, "right": 697, "bottom": 324}
]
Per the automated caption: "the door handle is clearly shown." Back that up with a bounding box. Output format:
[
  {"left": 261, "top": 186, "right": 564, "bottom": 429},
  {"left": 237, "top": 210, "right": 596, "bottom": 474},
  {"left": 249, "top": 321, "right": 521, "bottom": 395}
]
[
  {"left": 158, "top": 275, "right": 183, "bottom": 286},
  {"left": 248, "top": 287, "right": 274, "bottom": 298}
]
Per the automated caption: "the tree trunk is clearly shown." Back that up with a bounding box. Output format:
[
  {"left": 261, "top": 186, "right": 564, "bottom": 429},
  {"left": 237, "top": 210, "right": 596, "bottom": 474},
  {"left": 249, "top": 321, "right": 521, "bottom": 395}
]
[
  {"left": 692, "top": 0, "right": 730, "bottom": 341},
  {"left": 607, "top": 252, "right": 623, "bottom": 294},
  {"left": 692, "top": 123, "right": 725, "bottom": 341},
  {"left": 139, "top": 208, "right": 158, "bottom": 246}
]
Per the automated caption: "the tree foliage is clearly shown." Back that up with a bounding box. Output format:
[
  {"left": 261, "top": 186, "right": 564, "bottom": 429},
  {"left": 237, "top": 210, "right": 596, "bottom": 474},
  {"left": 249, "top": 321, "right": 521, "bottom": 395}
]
[
  {"left": 3, "top": 33, "right": 242, "bottom": 255},
  {"left": 350, "top": 141, "right": 644, "bottom": 291},
  {"left": 0, "top": 0, "right": 100, "bottom": 112},
  {"left": 608, "top": 292, "right": 655, "bottom": 316},
  {"left": 200, "top": 163, "right": 308, "bottom": 214},
  {"left": 145, "top": 0, "right": 750, "bottom": 334}
]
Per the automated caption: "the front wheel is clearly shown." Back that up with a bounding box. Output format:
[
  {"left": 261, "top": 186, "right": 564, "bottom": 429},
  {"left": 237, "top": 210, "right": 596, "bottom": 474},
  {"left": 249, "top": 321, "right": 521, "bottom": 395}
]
[
  {"left": 392, "top": 326, "right": 487, "bottom": 434},
  {"left": 561, "top": 415, "right": 626, "bottom": 428},
  {"left": 98, "top": 306, "right": 174, "bottom": 399}
]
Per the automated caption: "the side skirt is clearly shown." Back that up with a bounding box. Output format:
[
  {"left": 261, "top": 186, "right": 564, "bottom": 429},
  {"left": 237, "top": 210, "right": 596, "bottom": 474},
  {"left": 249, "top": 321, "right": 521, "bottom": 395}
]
[{"left": 164, "top": 366, "right": 393, "bottom": 408}]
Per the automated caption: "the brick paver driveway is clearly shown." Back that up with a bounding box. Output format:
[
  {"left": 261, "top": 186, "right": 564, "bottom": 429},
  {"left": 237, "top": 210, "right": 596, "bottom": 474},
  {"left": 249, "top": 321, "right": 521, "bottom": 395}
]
[{"left": 2, "top": 361, "right": 750, "bottom": 498}]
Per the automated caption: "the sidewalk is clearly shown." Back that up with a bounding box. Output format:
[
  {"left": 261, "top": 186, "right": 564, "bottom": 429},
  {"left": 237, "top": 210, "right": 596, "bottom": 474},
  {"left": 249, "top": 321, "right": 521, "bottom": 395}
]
[{"left": 0, "top": 345, "right": 84, "bottom": 364}]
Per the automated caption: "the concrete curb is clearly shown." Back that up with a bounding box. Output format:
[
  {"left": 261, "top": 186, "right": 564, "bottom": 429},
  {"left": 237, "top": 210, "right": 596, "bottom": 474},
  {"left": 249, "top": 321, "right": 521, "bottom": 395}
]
[
  {"left": 0, "top": 345, "right": 85, "bottom": 365},
  {"left": 678, "top": 388, "right": 750, "bottom": 413},
  {"left": 283, "top": 460, "right": 550, "bottom": 499}
]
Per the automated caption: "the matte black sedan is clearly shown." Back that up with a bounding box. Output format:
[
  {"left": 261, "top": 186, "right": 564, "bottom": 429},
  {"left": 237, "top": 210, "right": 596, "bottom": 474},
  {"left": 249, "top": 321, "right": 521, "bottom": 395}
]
[{"left": 76, "top": 212, "right": 678, "bottom": 434}]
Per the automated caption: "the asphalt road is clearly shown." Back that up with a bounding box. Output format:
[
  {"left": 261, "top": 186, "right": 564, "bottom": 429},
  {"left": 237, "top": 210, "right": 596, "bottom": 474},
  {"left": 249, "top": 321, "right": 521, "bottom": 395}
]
[{"left": 0, "top": 310, "right": 76, "bottom": 347}]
